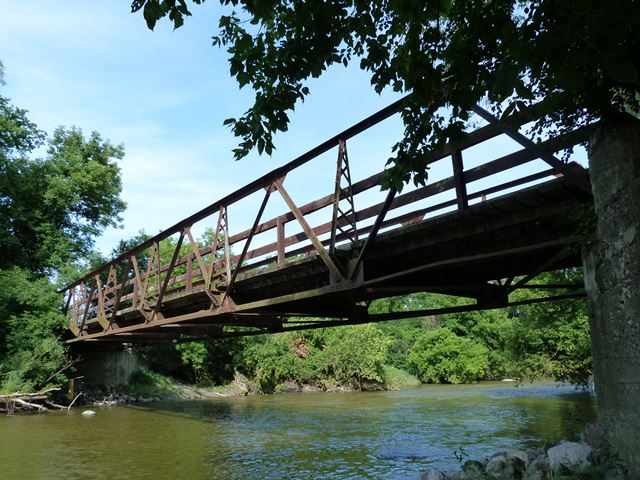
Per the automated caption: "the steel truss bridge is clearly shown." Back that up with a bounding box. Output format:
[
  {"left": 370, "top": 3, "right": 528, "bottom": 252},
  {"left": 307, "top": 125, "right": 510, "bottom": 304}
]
[{"left": 62, "top": 98, "right": 594, "bottom": 346}]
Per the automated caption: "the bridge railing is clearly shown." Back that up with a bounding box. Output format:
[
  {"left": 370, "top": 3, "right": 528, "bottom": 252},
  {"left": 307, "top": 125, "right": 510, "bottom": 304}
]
[{"left": 61, "top": 99, "right": 591, "bottom": 338}]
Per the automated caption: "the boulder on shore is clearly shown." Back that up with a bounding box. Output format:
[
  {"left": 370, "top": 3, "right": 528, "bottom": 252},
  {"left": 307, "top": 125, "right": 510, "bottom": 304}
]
[
  {"left": 418, "top": 441, "right": 597, "bottom": 480},
  {"left": 484, "top": 452, "right": 526, "bottom": 479},
  {"left": 547, "top": 441, "right": 592, "bottom": 475},
  {"left": 523, "top": 455, "right": 551, "bottom": 480}
]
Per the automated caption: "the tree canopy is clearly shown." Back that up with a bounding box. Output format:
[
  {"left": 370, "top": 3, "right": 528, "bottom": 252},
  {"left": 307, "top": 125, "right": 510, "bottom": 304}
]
[
  {"left": 0, "top": 61, "right": 126, "bottom": 392},
  {"left": 0, "top": 65, "right": 125, "bottom": 274},
  {"left": 133, "top": 0, "right": 640, "bottom": 186}
]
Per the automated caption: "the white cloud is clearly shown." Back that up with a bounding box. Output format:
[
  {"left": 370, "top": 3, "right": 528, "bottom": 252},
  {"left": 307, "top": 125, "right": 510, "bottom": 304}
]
[{"left": 0, "top": 1, "right": 409, "bottom": 259}]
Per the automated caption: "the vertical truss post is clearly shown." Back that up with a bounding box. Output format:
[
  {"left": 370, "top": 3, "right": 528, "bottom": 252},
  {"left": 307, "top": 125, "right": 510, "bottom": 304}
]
[
  {"left": 131, "top": 254, "right": 141, "bottom": 310},
  {"left": 77, "top": 282, "right": 94, "bottom": 335},
  {"left": 101, "top": 266, "right": 117, "bottom": 327},
  {"left": 138, "top": 242, "right": 161, "bottom": 322},
  {"left": 330, "top": 139, "right": 358, "bottom": 254},
  {"left": 63, "top": 289, "right": 76, "bottom": 336},
  {"left": 94, "top": 273, "right": 109, "bottom": 331},
  {"left": 452, "top": 149, "right": 468, "bottom": 210},
  {"left": 186, "top": 256, "right": 193, "bottom": 292},
  {"left": 223, "top": 209, "right": 232, "bottom": 282},
  {"left": 276, "top": 216, "right": 285, "bottom": 264},
  {"left": 68, "top": 286, "right": 81, "bottom": 336},
  {"left": 206, "top": 205, "right": 231, "bottom": 293}
]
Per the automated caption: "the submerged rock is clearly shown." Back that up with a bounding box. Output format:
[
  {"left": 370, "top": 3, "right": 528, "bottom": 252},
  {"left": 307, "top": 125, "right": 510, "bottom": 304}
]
[{"left": 81, "top": 410, "right": 96, "bottom": 417}]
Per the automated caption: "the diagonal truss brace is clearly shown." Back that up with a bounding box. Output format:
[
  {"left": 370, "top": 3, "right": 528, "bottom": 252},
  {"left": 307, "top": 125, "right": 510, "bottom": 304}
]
[
  {"left": 224, "top": 187, "right": 273, "bottom": 300},
  {"left": 472, "top": 105, "right": 591, "bottom": 193},
  {"left": 273, "top": 178, "right": 345, "bottom": 282},
  {"left": 348, "top": 186, "right": 397, "bottom": 279}
]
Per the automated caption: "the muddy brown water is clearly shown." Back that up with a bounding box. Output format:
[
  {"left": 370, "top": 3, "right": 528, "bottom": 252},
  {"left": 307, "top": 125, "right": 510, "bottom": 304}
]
[{"left": 0, "top": 381, "right": 594, "bottom": 479}]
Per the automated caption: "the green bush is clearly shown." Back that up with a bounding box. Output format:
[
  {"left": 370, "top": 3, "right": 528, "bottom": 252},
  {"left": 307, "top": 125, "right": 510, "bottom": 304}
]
[
  {"left": 408, "top": 327, "right": 489, "bottom": 384},
  {"left": 175, "top": 342, "right": 210, "bottom": 383},
  {"left": 0, "top": 268, "right": 69, "bottom": 393},
  {"left": 234, "top": 334, "right": 304, "bottom": 392},
  {"left": 0, "top": 337, "right": 67, "bottom": 393},
  {"left": 316, "top": 324, "right": 390, "bottom": 388}
]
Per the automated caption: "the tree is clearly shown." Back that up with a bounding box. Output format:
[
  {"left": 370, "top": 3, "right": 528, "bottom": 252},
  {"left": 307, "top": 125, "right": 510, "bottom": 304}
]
[
  {"left": 507, "top": 270, "right": 592, "bottom": 386},
  {"left": 134, "top": 1, "right": 640, "bottom": 472},
  {"left": 317, "top": 324, "right": 390, "bottom": 388},
  {"left": 0, "top": 62, "right": 127, "bottom": 392},
  {"left": 0, "top": 126, "right": 126, "bottom": 274}
]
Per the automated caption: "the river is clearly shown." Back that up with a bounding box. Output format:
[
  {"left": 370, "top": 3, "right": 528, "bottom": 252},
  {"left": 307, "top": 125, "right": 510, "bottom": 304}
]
[{"left": 0, "top": 382, "right": 594, "bottom": 479}]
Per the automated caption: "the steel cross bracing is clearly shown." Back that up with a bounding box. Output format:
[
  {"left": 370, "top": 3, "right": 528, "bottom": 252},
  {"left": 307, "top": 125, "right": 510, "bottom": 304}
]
[{"left": 61, "top": 99, "right": 594, "bottom": 346}]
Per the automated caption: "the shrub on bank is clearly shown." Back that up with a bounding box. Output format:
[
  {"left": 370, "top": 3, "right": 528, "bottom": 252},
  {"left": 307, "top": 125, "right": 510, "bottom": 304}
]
[
  {"left": 408, "top": 328, "right": 489, "bottom": 384},
  {"left": 231, "top": 324, "right": 391, "bottom": 392}
]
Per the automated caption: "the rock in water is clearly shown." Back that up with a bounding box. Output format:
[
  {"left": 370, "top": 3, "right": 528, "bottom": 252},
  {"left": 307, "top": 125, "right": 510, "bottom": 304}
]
[
  {"left": 547, "top": 442, "right": 592, "bottom": 475},
  {"left": 81, "top": 410, "right": 96, "bottom": 417}
]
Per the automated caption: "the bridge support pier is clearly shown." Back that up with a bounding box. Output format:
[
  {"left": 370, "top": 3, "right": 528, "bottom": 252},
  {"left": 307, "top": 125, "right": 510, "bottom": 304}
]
[
  {"left": 75, "top": 348, "right": 141, "bottom": 386},
  {"left": 583, "top": 116, "right": 640, "bottom": 477}
]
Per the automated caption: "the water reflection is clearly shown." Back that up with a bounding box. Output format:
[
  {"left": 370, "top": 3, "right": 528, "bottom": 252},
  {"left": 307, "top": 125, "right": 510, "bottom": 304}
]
[{"left": 0, "top": 382, "right": 594, "bottom": 480}]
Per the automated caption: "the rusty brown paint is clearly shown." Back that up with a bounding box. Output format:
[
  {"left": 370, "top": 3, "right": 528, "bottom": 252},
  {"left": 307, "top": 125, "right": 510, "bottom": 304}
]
[
  {"left": 472, "top": 104, "right": 591, "bottom": 193},
  {"left": 60, "top": 97, "right": 593, "bottom": 345},
  {"left": 274, "top": 178, "right": 345, "bottom": 282}
]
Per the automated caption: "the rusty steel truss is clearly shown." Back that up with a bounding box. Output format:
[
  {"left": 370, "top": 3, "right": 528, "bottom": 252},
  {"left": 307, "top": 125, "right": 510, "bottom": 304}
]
[{"left": 61, "top": 98, "right": 594, "bottom": 346}]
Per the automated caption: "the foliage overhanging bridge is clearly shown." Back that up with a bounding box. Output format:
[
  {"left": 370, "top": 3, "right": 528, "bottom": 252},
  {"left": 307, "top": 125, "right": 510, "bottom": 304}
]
[{"left": 61, "top": 98, "right": 594, "bottom": 346}]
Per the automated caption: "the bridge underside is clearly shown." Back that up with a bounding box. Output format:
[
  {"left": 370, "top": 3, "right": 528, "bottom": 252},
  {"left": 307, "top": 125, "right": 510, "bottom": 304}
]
[{"left": 66, "top": 176, "right": 591, "bottom": 348}]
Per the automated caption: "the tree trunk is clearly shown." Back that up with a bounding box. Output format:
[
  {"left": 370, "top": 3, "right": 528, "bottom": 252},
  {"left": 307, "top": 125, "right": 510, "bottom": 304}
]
[{"left": 583, "top": 115, "right": 640, "bottom": 477}]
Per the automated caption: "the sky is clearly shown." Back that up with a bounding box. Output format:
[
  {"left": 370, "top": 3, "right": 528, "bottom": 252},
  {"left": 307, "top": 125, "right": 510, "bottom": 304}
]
[
  {"left": 0, "top": 2, "right": 409, "bottom": 252},
  {"left": 0, "top": 1, "right": 586, "bottom": 261}
]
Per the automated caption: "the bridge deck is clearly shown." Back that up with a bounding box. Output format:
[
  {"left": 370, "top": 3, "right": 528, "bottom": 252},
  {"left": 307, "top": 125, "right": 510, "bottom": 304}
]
[{"left": 62, "top": 100, "right": 593, "bottom": 346}]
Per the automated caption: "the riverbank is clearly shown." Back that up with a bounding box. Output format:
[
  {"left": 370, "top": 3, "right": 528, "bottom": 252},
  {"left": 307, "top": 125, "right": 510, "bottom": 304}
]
[
  {"left": 77, "top": 365, "right": 423, "bottom": 406},
  {"left": 0, "top": 366, "right": 421, "bottom": 411}
]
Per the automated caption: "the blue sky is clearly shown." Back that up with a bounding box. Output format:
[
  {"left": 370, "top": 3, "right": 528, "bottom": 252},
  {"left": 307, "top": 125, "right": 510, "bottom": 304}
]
[
  {"left": 0, "top": 2, "right": 586, "bottom": 260},
  {"left": 0, "top": 1, "right": 409, "bottom": 254}
]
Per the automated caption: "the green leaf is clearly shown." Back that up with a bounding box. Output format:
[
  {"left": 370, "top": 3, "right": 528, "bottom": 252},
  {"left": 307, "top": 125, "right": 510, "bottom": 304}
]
[{"left": 131, "top": 0, "right": 146, "bottom": 13}]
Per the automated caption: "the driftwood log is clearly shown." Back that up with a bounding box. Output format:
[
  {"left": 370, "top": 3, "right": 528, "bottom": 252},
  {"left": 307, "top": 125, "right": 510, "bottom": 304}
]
[{"left": 0, "top": 388, "right": 62, "bottom": 414}]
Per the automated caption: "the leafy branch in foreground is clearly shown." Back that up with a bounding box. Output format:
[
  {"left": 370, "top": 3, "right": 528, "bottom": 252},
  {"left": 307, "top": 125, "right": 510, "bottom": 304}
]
[{"left": 133, "top": 0, "right": 639, "bottom": 189}]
